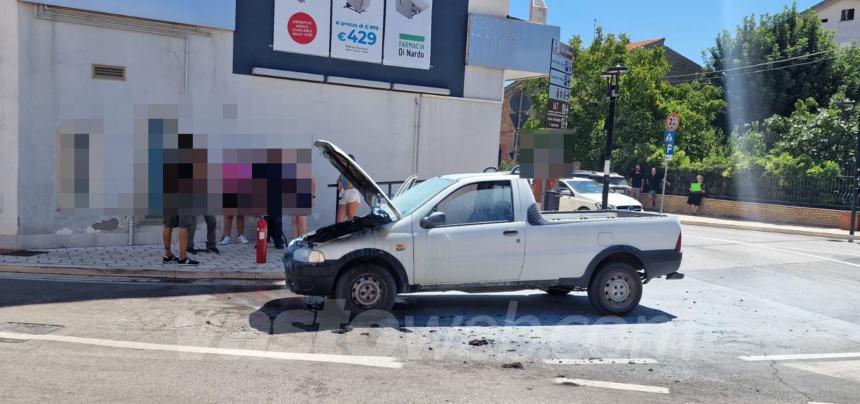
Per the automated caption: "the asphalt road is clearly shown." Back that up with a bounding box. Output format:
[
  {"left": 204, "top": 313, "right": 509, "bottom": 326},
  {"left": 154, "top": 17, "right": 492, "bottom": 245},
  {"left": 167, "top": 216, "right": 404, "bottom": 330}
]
[{"left": 1, "top": 225, "right": 859, "bottom": 403}]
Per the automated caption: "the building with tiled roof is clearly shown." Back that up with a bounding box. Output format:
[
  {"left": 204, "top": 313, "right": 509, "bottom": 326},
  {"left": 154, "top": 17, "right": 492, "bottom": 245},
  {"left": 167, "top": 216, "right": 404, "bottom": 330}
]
[{"left": 626, "top": 38, "right": 702, "bottom": 84}]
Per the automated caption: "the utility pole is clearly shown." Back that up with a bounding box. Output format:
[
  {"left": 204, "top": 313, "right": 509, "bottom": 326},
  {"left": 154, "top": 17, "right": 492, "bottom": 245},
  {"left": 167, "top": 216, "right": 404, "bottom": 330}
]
[
  {"left": 600, "top": 65, "right": 628, "bottom": 209},
  {"left": 514, "top": 90, "right": 525, "bottom": 162},
  {"left": 851, "top": 110, "right": 860, "bottom": 242},
  {"left": 840, "top": 99, "right": 858, "bottom": 243}
]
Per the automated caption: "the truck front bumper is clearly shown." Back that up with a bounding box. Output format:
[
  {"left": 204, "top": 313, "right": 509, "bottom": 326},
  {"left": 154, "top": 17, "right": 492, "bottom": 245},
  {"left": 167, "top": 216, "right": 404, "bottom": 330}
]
[
  {"left": 283, "top": 257, "right": 339, "bottom": 297},
  {"left": 641, "top": 250, "right": 683, "bottom": 280}
]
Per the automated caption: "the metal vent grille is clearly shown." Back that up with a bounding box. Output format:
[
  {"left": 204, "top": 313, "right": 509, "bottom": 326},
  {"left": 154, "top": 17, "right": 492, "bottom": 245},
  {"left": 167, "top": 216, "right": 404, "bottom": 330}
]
[{"left": 92, "top": 64, "right": 126, "bottom": 80}]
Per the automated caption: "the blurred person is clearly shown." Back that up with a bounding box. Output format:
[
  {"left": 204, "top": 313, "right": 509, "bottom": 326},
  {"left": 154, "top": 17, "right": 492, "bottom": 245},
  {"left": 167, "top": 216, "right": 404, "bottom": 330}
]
[
  {"left": 162, "top": 215, "right": 198, "bottom": 265},
  {"left": 220, "top": 211, "right": 249, "bottom": 245},
  {"left": 188, "top": 214, "right": 219, "bottom": 254},
  {"left": 645, "top": 167, "right": 669, "bottom": 210},
  {"left": 629, "top": 165, "right": 644, "bottom": 197},
  {"left": 336, "top": 154, "right": 361, "bottom": 223},
  {"left": 291, "top": 176, "right": 317, "bottom": 240},
  {"left": 687, "top": 174, "right": 705, "bottom": 214}
]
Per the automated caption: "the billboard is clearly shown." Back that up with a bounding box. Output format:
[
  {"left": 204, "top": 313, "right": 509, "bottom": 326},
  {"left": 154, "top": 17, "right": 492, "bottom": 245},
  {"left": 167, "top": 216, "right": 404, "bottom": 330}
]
[
  {"left": 331, "top": 0, "right": 385, "bottom": 63},
  {"left": 273, "top": 0, "right": 331, "bottom": 57},
  {"left": 384, "top": 0, "right": 433, "bottom": 70}
]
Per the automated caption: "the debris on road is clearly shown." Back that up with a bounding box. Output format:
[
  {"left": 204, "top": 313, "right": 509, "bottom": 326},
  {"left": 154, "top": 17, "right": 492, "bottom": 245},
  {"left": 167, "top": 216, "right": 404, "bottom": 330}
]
[
  {"left": 331, "top": 326, "right": 353, "bottom": 334},
  {"left": 468, "top": 337, "right": 494, "bottom": 346},
  {"left": 502, "top": 362, "right": 524, "bottom": 370}
]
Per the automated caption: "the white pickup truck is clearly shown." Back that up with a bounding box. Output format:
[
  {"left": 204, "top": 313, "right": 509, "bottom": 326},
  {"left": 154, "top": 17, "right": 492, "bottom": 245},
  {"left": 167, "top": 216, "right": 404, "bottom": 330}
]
[{"left": 284, "top": 141, "right": 684, "bottom": 316}]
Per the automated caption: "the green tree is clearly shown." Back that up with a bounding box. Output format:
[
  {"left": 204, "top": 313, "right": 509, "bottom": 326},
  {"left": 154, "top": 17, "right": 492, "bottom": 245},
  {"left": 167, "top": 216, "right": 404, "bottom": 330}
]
[{"left": 704, "top": 3, "right": 838, "bottom": 127}]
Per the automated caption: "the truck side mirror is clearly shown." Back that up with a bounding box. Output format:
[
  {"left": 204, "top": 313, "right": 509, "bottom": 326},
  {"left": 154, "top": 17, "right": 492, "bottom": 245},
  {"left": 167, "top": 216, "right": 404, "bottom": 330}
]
[{"left": 420, "top": 211, "right": 446, "bottom": 229}]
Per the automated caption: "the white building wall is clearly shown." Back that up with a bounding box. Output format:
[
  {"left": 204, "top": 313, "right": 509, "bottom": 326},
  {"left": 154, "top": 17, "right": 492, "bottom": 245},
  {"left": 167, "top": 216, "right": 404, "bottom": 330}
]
[
  {"left": 0, "top": 0, "right": 20, "bottom": 248},
  {"left": 12, "top": 2, "right": 506, "bottom": 248},
  {"left": 816, "top": 0, "right": 860, "bottom": 47}
]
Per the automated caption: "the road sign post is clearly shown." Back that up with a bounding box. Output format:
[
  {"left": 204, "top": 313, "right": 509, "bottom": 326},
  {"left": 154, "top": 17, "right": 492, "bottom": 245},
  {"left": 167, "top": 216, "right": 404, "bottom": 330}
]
[{"left": 660, "top": 114, "right": 680, "bottom": 213}]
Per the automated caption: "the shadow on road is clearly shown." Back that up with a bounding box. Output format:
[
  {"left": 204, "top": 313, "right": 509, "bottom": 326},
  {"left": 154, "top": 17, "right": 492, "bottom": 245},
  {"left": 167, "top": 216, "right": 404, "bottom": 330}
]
[
  {"left": 249, "top": 293, "right": 676, "bottom": 335},
  {"left": 0, "top": 277, "right": 281, "bottom": 308}
]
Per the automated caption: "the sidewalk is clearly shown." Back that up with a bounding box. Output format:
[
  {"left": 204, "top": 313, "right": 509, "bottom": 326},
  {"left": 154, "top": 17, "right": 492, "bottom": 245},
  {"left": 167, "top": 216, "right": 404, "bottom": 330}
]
[
  {"left": 0, "top": 214, "right": 851, "bottom": 281},
  {"left": 0, "top": 243, "right": 285, "bottom": 281},
  {"left": 671, "top": 213, "right": 850, "bottom": 239}
]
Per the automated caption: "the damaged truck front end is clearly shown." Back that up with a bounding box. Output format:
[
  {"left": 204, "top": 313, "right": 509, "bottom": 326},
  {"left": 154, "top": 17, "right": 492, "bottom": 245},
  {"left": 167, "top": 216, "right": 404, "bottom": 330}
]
[{"left": 283, "top": 140, "right": 407, "bottom": 298}]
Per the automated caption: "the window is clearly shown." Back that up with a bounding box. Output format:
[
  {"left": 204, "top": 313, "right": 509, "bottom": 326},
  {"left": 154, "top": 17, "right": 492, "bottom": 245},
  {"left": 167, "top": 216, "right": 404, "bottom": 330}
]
[
  {"left": 432, "top": 181, "right": 513, "bottom": 226},
  {"left": 841, "top": 8, "right": 855, "bottom": 21},
  {"left": 821, "top": 18, "right": 829, "bottom": 23}
]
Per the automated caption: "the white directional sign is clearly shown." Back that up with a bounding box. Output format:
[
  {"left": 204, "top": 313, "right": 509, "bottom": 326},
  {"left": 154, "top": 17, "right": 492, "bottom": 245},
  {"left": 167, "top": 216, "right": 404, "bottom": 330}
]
[
  {"left": 548, "top": 84, "right": 570, "bottom": 102},
  {"left": 550, "top": 53, "right": 573, "bottom": 75},
  {"left": 549, "top": 69, "right": 571, "bottom": 88}
]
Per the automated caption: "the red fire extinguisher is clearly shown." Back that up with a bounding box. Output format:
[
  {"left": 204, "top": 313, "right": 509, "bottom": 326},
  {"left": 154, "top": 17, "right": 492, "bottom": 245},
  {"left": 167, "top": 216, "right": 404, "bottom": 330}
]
[{"left": 256, "top": 216, "right": 268, "bottom": 264}]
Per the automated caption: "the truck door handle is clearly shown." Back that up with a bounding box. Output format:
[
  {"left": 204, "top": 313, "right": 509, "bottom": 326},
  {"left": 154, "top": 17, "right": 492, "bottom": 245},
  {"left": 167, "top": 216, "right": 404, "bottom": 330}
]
[{"left": 503, "top": 230, "right": 519, "bottom": 236}]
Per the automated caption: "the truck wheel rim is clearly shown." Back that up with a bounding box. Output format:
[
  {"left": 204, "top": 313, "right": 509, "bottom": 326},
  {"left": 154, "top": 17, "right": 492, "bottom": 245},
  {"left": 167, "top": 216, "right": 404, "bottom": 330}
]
[
  {"left": 603, "top": 274, "right": 631, "bottom": 304},
  {"left": 351, "top": 275, "right": 383, "bottom": 308}
]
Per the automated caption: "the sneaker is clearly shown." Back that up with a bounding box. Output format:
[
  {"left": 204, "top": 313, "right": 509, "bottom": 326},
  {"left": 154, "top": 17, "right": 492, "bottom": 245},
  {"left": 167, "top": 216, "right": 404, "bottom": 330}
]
[
  {"left": 163, "top": 255, "right": 179, "bottom": 264},
  {"left": 206, "top": 246, "right": 220, "bottom": 254},
  {"left": 237, "top": 235, "right": 250, "bottom": 244},
  {"left": 220, "top": 236, "right": 232, "bottom": 245},
  {"left": 177, "top": 258, "right": 199, "bottom": 265},
  {"left": 187, "top": 247, "right": 200, "bottom": 255}
]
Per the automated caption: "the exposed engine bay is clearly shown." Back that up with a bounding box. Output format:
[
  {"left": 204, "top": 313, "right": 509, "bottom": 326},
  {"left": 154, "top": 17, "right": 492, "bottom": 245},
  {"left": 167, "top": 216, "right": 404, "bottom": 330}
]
[{"left": 302, "top": 212, "right": 392, "bottom": 245}]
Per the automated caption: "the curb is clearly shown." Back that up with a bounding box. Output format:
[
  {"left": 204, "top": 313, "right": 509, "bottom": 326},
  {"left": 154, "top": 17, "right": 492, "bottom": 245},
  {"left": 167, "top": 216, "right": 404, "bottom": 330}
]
[
  {"left": 0, "top": 264, "right": 285, "bottom": 282},
  {"left": 679, "top": 219, "right": 850, "bottom": 240}
]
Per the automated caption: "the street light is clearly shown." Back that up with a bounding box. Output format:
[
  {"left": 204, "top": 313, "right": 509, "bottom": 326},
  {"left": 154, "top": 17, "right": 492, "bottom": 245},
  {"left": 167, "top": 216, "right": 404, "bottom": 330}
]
[
  {"left": 599, "top": 64, "right": 628, "bottom": 209},
  {"left": 839, "top": 99, "right": 859, "bottom": 243}
]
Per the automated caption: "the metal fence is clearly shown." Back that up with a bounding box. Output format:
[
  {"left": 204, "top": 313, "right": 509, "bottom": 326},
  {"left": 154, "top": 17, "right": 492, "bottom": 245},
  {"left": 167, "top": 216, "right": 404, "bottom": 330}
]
[{"left": 662, "top": 169, "right": 856, "bottom": 210}]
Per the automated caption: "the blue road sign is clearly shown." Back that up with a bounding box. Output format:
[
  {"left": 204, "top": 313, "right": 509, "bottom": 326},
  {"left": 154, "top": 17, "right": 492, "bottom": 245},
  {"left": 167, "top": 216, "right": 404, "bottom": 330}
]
[
  {"left": 664, "top": 130, "right": 676, "bottom": 160},
  {"left": 664, "top": 130, "right": 676, "bottom": 144}
]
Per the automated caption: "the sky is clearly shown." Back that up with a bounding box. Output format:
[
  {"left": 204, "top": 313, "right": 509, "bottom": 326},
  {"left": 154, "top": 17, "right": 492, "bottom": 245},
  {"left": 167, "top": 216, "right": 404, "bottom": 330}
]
[{"left": 509, "top": 0, "right": 822, "bottom": 65}]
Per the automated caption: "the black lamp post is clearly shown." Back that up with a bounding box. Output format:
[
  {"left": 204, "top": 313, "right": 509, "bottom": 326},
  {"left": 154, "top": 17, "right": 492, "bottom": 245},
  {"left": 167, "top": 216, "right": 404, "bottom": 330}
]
[
  {"left": 599, "top": 65, "right": 628, "bottom": 209},
  {"left": 840, "top": 99, "right": 859, "bottom": 242}
]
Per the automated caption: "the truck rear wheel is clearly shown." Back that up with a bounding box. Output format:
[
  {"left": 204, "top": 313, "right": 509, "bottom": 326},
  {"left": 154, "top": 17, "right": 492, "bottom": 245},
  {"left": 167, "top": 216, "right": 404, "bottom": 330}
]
[
  {"left": 587, "top": 262, "right": 642, "bottom": 316},
  {"left": 334, "top": 263, "right": 397, "bottom": 316}
]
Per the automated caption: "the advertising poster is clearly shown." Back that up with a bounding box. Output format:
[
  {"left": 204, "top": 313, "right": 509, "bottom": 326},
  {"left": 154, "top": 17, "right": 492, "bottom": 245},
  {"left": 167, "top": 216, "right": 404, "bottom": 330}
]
[
  {"left": 331, "top": 0, "right": 385, "bottom": 63},
  {"left": 383, "top": 0, "right": 433, "bottom": 70},
  {"left": 273, "top": 0, "right": 331, "bottom": 57}
]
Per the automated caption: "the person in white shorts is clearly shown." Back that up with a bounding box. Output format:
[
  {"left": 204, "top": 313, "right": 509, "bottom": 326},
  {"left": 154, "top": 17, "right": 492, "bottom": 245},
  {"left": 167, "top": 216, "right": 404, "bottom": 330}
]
[{"left": 337, "top": 155, "right": 361, "bottom": 223}]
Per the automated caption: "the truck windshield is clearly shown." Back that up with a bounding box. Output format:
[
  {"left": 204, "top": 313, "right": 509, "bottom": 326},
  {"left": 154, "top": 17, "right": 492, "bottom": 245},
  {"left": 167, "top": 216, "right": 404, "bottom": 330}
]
[{"left": 392, "top": 178, "right": 454, "bottom": 216}]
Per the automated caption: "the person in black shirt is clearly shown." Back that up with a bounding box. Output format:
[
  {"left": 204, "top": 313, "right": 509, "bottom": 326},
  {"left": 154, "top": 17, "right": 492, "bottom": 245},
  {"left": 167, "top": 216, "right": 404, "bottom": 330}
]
[
  {"left": 645, "top": 167, "right": 669, "bottom": 209},
  {"left": 629, "top": 165, "right": 644, "bottom": 197}
]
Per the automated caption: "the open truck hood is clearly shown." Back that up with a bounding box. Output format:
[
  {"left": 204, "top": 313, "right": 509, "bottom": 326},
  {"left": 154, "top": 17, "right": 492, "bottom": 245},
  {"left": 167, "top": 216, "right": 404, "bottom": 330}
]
[{"left": 314, "top": 140, "right": 401, "bottom": 220}]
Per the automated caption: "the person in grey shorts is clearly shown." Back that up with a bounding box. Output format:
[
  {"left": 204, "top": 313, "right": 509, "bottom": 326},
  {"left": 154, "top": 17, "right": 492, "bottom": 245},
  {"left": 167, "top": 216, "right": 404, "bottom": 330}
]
[
  {"left": 188, "top": 215, "right": 219, "bottom": 254},
  {"left": 163, "top": 215, "right": 198, "bottom": 265}
]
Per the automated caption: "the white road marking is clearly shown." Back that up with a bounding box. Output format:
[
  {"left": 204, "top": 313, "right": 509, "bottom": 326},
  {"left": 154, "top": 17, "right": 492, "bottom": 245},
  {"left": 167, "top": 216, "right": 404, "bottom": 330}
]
[
  {"left": 553, "top": 377, "right": 669, "bottom": 394},
  {"left": 739, "top": 352, "right": 860, "bottom": 362},
  {"left": 784, "top": 360, "right": 860, "bottom": 384},
  {"left": 0, "top": 331, "right": 402, "bottom": 369},
  {"left": 544, "top": 358, "right": 658, "bottom": 365},
  {"left": 687, "top": 235, "right": 860, "bottom": 269}
]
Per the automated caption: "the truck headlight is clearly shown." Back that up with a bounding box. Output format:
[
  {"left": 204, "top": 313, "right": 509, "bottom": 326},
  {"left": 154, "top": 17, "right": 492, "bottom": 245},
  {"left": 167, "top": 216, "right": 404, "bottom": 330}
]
[{"left": 307, "top": 250, "right": 326, "bottom": 263}]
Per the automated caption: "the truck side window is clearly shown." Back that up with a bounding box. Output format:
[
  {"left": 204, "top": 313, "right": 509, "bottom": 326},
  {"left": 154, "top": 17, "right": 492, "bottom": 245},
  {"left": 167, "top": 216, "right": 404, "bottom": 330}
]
[{"left": 433, "top": 181, "right": 513, "bottom": 226}]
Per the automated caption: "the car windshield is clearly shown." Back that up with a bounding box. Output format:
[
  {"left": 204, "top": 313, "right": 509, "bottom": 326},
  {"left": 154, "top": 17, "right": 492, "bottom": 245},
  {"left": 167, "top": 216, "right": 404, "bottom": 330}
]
[
  {"left": 610, "top": 177, "right": 628, "bottom": 186},
  {"left": 566, "top": 180, "right": 604, "bottom": 194},
  {"left": 392, "top": 178, "right": 454, "bottom": 217}
]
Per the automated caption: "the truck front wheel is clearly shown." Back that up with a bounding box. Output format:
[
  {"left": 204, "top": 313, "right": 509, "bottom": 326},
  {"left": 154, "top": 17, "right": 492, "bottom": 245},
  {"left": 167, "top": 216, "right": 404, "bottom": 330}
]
[
  {"left": 587, "top": 262, "right": 642, "bottom": 316},
  {"left": 334, "top": 263, "right": 397, "bottom": 316}
]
